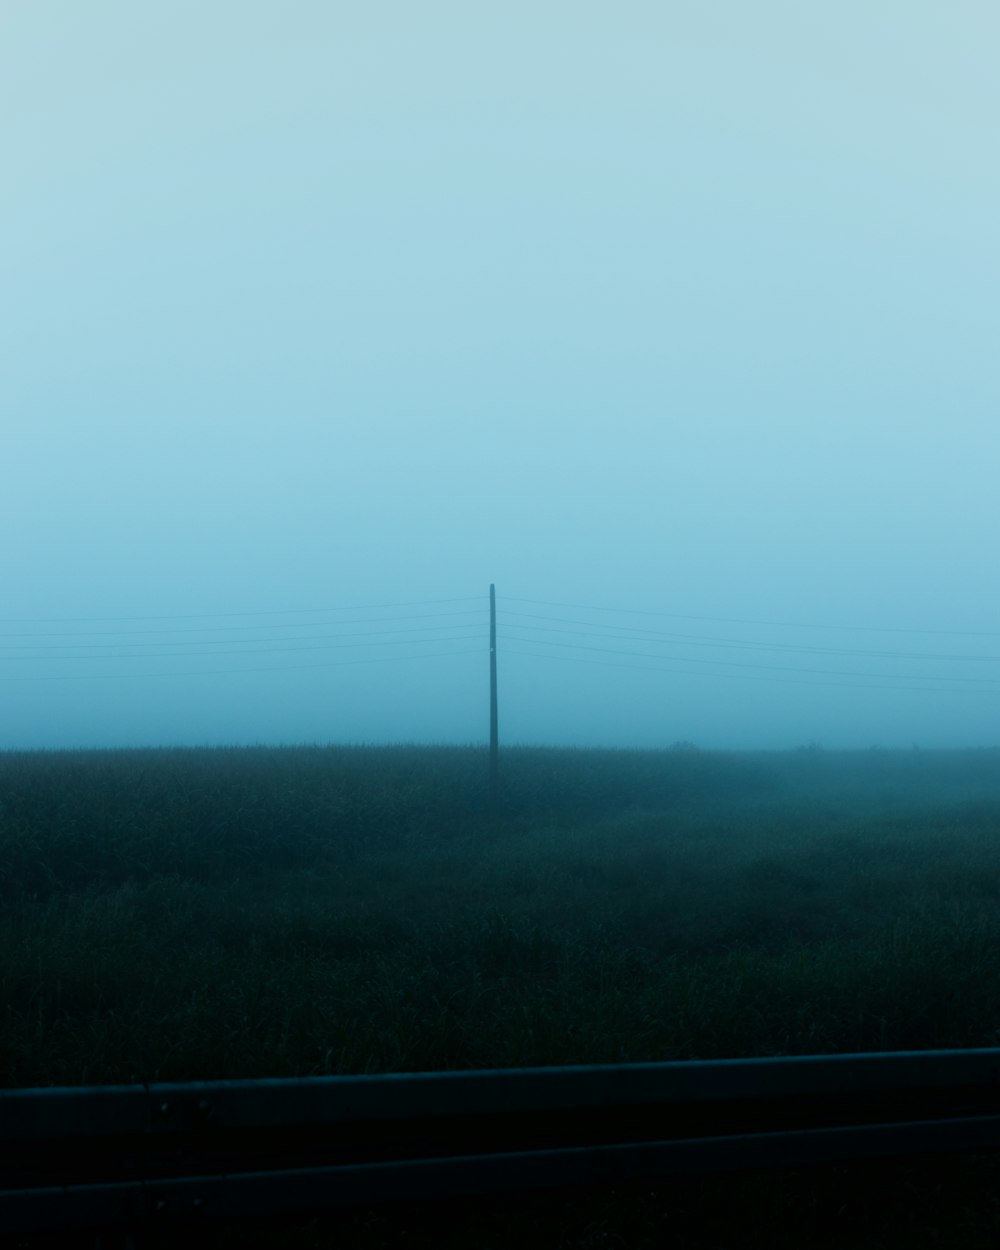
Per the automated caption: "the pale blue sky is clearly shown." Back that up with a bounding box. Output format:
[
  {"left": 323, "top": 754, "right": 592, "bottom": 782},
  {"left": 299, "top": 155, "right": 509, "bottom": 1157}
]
[{"left": 3, "top": 2, "right": 999, "bottom": 750}]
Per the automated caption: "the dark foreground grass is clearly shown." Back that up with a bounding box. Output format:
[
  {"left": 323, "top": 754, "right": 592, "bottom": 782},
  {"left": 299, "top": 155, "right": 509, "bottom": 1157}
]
[{"left": 4, "top": 743, "right": 1000, "bottom": 1246}]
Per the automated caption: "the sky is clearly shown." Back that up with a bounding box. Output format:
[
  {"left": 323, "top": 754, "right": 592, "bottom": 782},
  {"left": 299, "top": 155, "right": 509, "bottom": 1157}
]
[{"left": 3, "top": 1, "right": 1000, "bottom": 751}]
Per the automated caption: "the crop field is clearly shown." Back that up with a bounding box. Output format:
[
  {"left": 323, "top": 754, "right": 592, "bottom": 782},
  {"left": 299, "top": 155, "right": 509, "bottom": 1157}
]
[{"left": 5, "top": 743, "right": 1000, "bottom": 1247}]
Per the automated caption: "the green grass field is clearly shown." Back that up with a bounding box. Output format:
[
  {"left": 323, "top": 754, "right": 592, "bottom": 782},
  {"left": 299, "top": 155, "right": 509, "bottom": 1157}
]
[{"left": 4, "top": 742, "right": 1000, "bottom": 1246}]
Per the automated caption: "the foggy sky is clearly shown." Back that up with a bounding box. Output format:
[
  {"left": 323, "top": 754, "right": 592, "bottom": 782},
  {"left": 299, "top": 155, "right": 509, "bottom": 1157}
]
[{"left": 4, "top": 2, "right": 1000, "bottom": 751}]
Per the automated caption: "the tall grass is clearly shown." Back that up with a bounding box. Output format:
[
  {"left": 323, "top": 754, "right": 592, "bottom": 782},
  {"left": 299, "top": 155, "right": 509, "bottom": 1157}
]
[
  {"left": 3, "top": 744, "right": 1000, "bottom": 1085},
  {"left": 5, "top": 744, "right": 1000, "bottom": 1246}
]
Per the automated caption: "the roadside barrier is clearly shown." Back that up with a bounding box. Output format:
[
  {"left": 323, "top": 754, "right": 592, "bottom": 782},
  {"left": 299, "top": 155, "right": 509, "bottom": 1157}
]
[{"left": 4, "top": 1048, "right": 1000, "bottom": 1235}]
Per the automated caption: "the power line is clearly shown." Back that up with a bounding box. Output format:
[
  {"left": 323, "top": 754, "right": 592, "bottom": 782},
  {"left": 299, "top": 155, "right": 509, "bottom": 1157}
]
[
  {"left": 500, "top": 647, "right": 998, "bottom": 697},
  {"left": 505, "top": 650, "right": 1000, "bottom": 700},
  {"left": 0, "top": 622, "right": 488, "bottom": 653},
  {"left": 0, "top": 596, "right": 485, "bottom": 625},
  {"left": 0, "top": 648, "right": 484, "bottom": 683},
  {"left": 0, "top": 634, "right": 487, "bottom": 663},
  {"left": 6, "top": 587, "right": 1000, "bottom": 708},
  {"left": 498, "top": 632, "right": 1000, "bottom": 686},
  {"left": 499, "top": 613, "right": 1000, "bottom": 663},
  {"left": 504, "top": 596, "right": 1000, "bottom": 639},
  {"left": 0, "top": 609, "right": 488, "bottom": 640}
]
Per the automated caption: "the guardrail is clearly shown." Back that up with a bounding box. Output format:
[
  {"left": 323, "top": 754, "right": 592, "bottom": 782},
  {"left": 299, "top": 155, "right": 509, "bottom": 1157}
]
[{"left": 4, "top": 1048, "right": 1000, "bottom": 1236}]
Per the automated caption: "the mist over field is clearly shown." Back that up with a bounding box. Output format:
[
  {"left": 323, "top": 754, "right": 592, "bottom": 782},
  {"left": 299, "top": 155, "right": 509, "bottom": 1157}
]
[
  {"left": 5, "top": 14, "right": 1000, "bottom": 1241},
  {"left": 4, "top": 2, "right": 999, "bottom": 752}
]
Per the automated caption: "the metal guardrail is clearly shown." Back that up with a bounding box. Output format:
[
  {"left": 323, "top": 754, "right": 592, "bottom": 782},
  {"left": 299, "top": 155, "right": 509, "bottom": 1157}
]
[{"left": 4, "top": 1048, "right": 1000, "bottom": 1235}]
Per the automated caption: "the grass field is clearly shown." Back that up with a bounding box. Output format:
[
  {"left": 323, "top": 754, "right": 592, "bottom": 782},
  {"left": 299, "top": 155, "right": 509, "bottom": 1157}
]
[{"left": 4, "top": 742, "right": 1000, "bottom": 1246}]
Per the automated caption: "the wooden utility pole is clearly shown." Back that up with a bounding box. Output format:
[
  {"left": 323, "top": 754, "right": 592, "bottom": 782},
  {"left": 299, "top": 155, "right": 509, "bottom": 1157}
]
[{"left": 489, "top": 583, "right": 498, "bottom": 810}]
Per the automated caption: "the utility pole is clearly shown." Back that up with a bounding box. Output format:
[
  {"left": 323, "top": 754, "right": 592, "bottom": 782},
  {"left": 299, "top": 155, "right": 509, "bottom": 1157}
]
[{"left": 489, "top": 583, "right": 498, "bottom": 811}]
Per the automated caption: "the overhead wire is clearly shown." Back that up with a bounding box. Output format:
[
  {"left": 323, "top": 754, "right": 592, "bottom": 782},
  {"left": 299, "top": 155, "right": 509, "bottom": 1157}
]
[
  {"left": 503, "top": 596, "right": 1000, "bottom": 639},
  {"left": 500, "top": 646, "right": 996, "bottom": 696},
  {"left": 499, "top": 595, "right": 1000, "bottom": 697},
  {"left": 498, "top": 612, "right": 1000, "bottom": 663},
  {"left": 0, "top": 595, "right": 486, "bottom": 625},
  {"left": 0, "top": 622, "right": 489, "bottom": 653},
  {"left": 1, "top": 635, "right": 487, "bottom": 663},
  {"left": 0, "top": 609, "right": 489, "bottom": 640},
  {"left": 0, "top": 648, "right": 483, "bottom": 682},
  {"left": 497, "top": 633, "right": 1000, "bottom": 687},
  {"left": 0, "top": 597, "right": 488, "bottom": 679},
  {"left": 6, "top": 588, "right": 1000, "bottom": 699}
]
